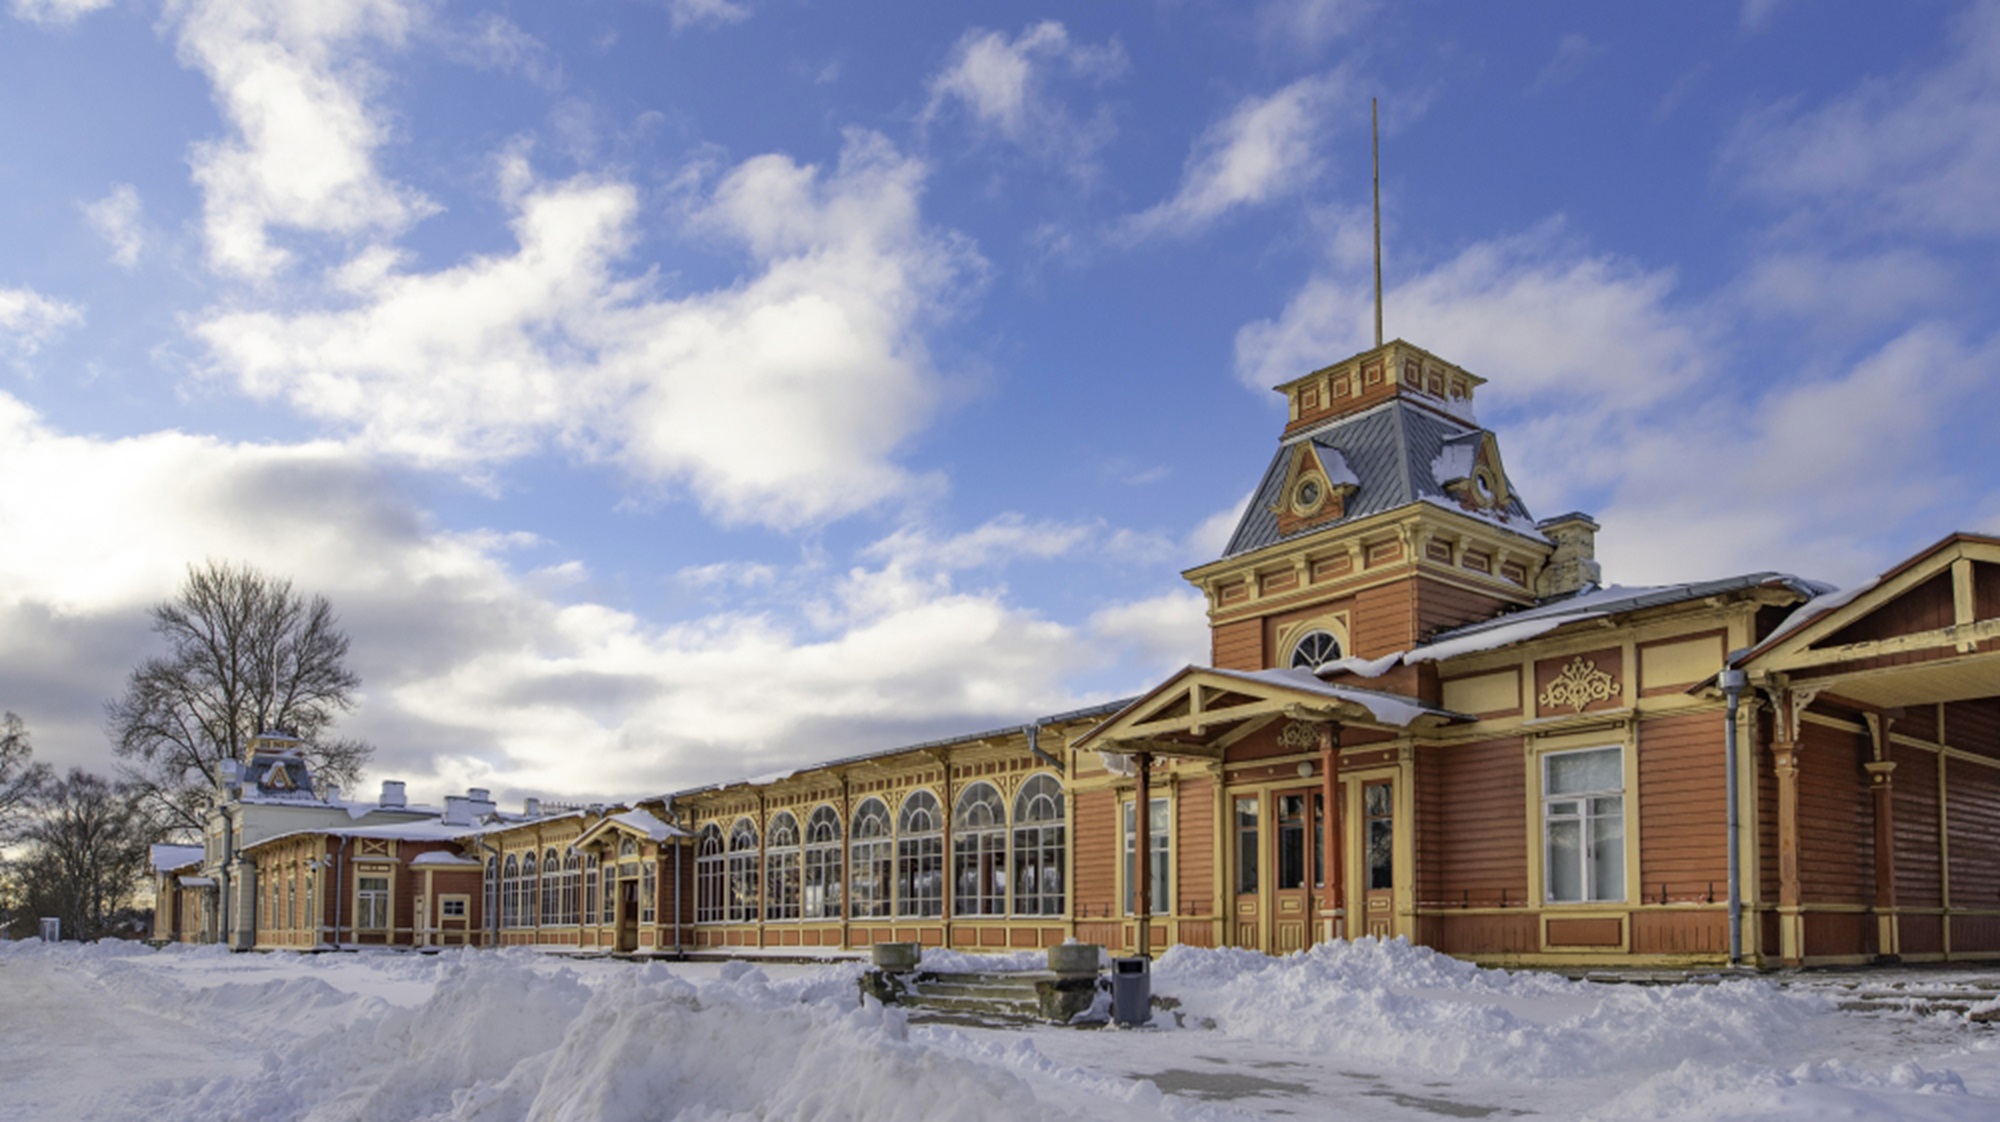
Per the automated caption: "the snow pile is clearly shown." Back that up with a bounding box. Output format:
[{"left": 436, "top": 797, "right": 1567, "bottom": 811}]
[
  {"left": 1153, "top": 938, "right": 1826, "bottom": 1079},
  {"left": 919, "top": 947, "right": 1051, "bottom": 972},
  {"left": 1597, "top": 1058, "right": 1970, "bottom": 1120}
]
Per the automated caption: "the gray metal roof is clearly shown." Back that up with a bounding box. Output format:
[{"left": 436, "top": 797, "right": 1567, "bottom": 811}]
[{"left": 1220, "top": 399, "right": 1539, "bottom": 560}]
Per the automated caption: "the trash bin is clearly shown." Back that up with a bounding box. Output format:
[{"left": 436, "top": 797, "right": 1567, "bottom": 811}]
[{"left": 1110, "top": 955, "right": 1151, "bottom": 1026}]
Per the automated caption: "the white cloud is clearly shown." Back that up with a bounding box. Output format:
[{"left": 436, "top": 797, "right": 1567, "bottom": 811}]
[
  {"left": 1740, "top": 0, "right": 1788, "bottom": 33},
  {"left": 1255, "top": 0, "right": 1378, "bottom": 52},
  {"left": 864, "top": 513, "right": 1095, "bottom": 571},
  {"left": 1088, "top": 589, "right": 1208, "bottom": 675},
  {"left": 1533, "top": 34, "right": 1604, "bottom": 93},
  {"left": 924, "top": 21, "right": 1126, "bottom": 175},
  {"left": 1121, "top": 73, "right": 1344, "bottom": 241},
  {"left": 172, "top": 0, "right": 435, "bottom": 278},
  {"left": 81, "top": 184, "right": 145, "bottom": 269},
  {"left": 1728, "top": 0, "right": 2000, "bottom": 238},
  {"left": 0, "top": 393, "right": 1108, "bottom": 801},
  {"left": 1738, "top": 247, "right": 1955, "bottom": 334},
  {"left": 0, "top": 285, "right": 83, "bottom": 362},
  {"left": 667, "top": 0, "right": 750, "bottom": 33},
  {"left": 7, "top": 0, "right": 111, "bottom": 25},
  {"left": 195, "top": 132, "right": 973, "bottom": 529},
  {"left": 441, "top": 12, "right": 559, "bottom": 87}
]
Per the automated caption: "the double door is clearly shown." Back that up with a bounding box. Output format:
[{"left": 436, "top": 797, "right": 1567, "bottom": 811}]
[{"left": 1232, "top": 775, "right": 1400, "bottom": 953}]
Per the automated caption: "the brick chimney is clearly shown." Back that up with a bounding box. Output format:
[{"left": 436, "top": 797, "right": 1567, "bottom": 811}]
[{"left": 1535, "top": 513, "right": 1602, "bottom": 599}]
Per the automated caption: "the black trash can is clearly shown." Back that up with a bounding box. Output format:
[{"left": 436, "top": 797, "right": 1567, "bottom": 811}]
[{"left": 1110, "top": 955, "right": 1151, "bottom": 1026}]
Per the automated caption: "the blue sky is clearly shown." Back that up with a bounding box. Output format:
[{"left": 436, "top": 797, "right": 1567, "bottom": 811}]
[{"left": 2, "top": 0, "right": 1996, "bottom": 804}]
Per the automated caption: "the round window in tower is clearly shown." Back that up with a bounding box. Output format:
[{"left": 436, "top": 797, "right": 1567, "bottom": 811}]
[
  {"left": 1292, "top": 476, "right": 1325, "bottom": 516},
  {"left": 1289, "top": 630, "right": 1342, "bottom": 670}
]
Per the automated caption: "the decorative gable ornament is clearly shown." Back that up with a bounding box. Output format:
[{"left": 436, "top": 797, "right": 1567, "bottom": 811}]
[{"left": 1539, "top": 656, "right": 1620, "bottom": 713}]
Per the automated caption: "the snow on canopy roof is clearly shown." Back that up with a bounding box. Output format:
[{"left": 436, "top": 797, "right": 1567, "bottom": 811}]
[
  {"left": 411, "top": 851, "right": 483, "bottom": 867},
  {"left": 1220, "top": 399, "right": 1543, "bottom": 560},
  {"left": 608, "top": 808, "right": 685, "bottom": 841},
  {"left": 1400, "top": 572, "right": 1833, "bottom": 665},
  {"left": 661, "top": 697, "right": 1136, "bottom": 801},
  {"left": 150, "top": 844, "right": 203, "bottom": 874},
  {"left": 1199, "top": 665, "right": 1469, "bottom": 728}
]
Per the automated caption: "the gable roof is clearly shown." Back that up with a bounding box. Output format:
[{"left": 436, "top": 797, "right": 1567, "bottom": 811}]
[{"left": 1219, "top": 398, "right": 1541, "bottom": 560}]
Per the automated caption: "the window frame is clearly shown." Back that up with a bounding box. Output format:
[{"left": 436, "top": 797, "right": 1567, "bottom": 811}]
[
  {"left": 1122, "top": 795, "right": 1172, "bottom": 916},
  {"left": 802, "top": 805, "right": 843, "bottom": 920},
  {"left": 896, "top": 790, "right": 944, "bottom": 918},
  {"left": 1011, "top": 774, "right": 1065, "bottom": 917},
  {"left": 849, "top": 798, "right": 893, "bottom": 919},
  {"left": 1541, "top": 745, "right": 1627, "bottom": 905},
  {"left": 952, "top": 782, "right": 1008, "bottom": 917}
]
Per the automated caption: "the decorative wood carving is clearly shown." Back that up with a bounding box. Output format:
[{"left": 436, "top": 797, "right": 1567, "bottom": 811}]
[{"left": 1538, "top": 656, "right": 1620, "bottom": 713}]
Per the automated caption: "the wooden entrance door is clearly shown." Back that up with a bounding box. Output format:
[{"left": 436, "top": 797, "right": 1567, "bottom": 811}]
[
  {"left": 617, "top": 880, "right": 638, "bottom": 952},
  {"left": 1360, "top": 779, "right": 1396, "bottom": 939},
  {"left": 1231, "top": 793, "right": 1260, "bottom": 949},
  {"left": 1270, "top": 789, "right": 1323, "bottom": 953}
]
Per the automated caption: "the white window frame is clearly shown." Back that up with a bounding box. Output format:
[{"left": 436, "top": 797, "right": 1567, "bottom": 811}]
[
  {"left": 1542, "top": 746, "right": 1626, "bottom": 904},
  {"left": 1122, "top": 796, "right": 1172, "bottom": 916}
]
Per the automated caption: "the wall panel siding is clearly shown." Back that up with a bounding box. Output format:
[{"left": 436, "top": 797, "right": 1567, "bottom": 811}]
[
  {"left": 1212, "top": 618, "right": 1262, "bottom": 671},
  {"left": 1631, "top": 910, "right": 1729, "bottom": 955},
  {"left": 1073, "top": 789, "right": 1119, "bottom": 921},
  {"left": 1946, "top": 699, "right": 2000, "bottom": 760},
  {"left": 1795, "top": 720, "right": 1871, "bottom": 905},
  {"left": 1176, "top": 776, "right": 1214, "bottom": 914},
  {"left": 1947, "top": 759, "right": 2000, "bottom": 910},
  {"left": 1352, "top": 581, "right": 1418, "bottom": 659},
  {"left": 1414, "top": 577, "right": 1519, "bottom": 643},
  {"left": 1416, "top": 739, "right": 1527, "bottom": 908},
  {"left": 1890, "top": 742, "right": 1942, "bottom": 908},
  {"left": 1639, "top": 712, "right": 1729, "bottom": 902}
]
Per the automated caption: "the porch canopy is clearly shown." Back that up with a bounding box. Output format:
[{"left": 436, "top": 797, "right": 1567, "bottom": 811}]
[
  {"left": 1071, "top": 664, "right": 1471, "bottom": 765},
  {"left": 1735, "top": 532, "right": 2000, "bottom": 709}
]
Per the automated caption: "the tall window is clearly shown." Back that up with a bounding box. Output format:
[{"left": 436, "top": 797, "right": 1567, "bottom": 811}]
[
  {"left": 1364, "top": 783, "right": 1394, "bottom": 890},
  {"left": 849, "top": 799, "right": 892, "bottom": 919},
  {"left": 541, "top": 849, "right": 561, "bottom": 926},
  {"left": 640, "top": 860, "right": 657, "bottom": 924},
  {"left": 485, "top": 857, "right": 498, "bottom": 929},
  {"left": 502, "top": 854, "right": 519, "bottom": 926},
  {"left": 305, "top": 874, "right": 315, "bottom": 939},
  {"left": 1544, "top": 747, "right": 1625, "bottom": 903},
  {"left": 1235, "top": 796, "right": 1259, "bottom": 895},
  {"left": 803, "top": 806, "right": 843, "bottom": 919},
  {"left": 286, "top": 879, "right": 296, "bottom": 930},
  {"left": 522, "top": 852, "right": 539, "bottom": 926},
  {"left": 765, "top": 812, "right": 801, "bottom": 921},
  {"left": 727, "top": 819, "right": 760, "bottom": 923},
  {"left": 1123, "top": 797, "right": 1171, "bottom": 915},
  {"left": 896, "top": 791, "right": 943, "bottom": 918},
  {"left": 952, "top": 783, "right": 1007, "bottom": 916},
  {"left": 696, "top": 825, "right": 725, "bottom": 923},
  {"left": 1011, "top": 774, "right": 1065, "bottom": 916},
  {"left": 562, "top": 853, "right": 580, "bottom": 925},
  {"left": 584, "top": 855, "right": 600, "bottom": 926},
  {"left": 357, "top": 875, "right": 390, "bottom": 931}
]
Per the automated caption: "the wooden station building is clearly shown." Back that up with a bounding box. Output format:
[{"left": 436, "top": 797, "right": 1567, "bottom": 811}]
[{"left": 156, "top": 338, "right": 2000, "bottom": 969}]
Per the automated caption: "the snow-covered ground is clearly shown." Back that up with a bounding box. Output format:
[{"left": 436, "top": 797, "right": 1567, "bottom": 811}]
[{"left": 3, "top": 937, "right": 1997, "bottom": 1121}]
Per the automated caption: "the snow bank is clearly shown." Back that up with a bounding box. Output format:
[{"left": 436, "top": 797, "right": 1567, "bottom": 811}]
[
  {"left": 1596, "top": 1057, "right": 1970, "bottom": 1120},
  {"left": 919, "top": 947, "right": 1052, "bottom": 973},
  {"left": 1152, "top": 938, "right": 1826, "bottom": 1079}
]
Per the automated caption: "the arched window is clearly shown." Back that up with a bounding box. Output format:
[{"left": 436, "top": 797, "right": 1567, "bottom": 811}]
[
  {"left": 1012, "top": 774, "right": 1066, "bottom": 916},
  {"left": 695, "top": 825, "right": 725, "bottom": 924},
  {"left": 521, "top": 852, "right": 538, "bottom": 927},
  {"left": 541, "top": 849, "right": 561, "bottom": 927},
  {"left": 485, "top": 856, "right": 499, "bottom": 931},
  {"left": 727, "top": 818, "right": 760, "bottom": 923},
  {"left": 849, "top": 799, "right": 892, "bottom": 919},
  {"left": 562, "top": 852, "right": 580, "bottom": 925},
  {"left": 1289, "top": 629, "right": 1341, "bottom": 670},
  {"left": 952, "top": 783, "right": 1007, "bottom": 916},
  {"left": 803, "top": 806, "right": 843, "bottom": 920},
  {"left": 502, "top": 854, "right": 520, "bottom": 927},
  {"left": 765, "top": 812, "right": 801, "bottom": 921},
  {"left": 897, "top": 790, "right": 943, "bottom": 918},
  {"left": 583, "top": 854, "right": 600, "bottom": 927}
]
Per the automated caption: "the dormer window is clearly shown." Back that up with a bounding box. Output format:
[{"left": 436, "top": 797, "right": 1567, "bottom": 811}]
[
  {"left": 1292, "top": 476, "right": 1326, "bottom": 517},
  {"left": 1289, "top": 630, "right": 1342, "bottom": 670}
]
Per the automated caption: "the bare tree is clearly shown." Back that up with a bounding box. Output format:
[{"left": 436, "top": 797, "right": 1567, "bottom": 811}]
[
  {"left": 108, "top": 561, "right": 372, "bottom": 836},
  {"left": 0, "top": 711, "right": 50, "bottom": 844},
  {"left": 7, "top": 769, "right": 154, "bottom": 941}
]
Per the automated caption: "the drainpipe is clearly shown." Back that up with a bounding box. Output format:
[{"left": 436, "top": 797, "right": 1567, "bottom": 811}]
[
  {"left": 1024, "top": 723, "right": 1062, "bottom": 771},
  {"left": 1720, "top": 667, "right": 1748, "bottom": 967}
]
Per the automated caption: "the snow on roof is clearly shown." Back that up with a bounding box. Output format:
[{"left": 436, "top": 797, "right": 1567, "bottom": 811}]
[
  {"left": 1202, "top": 666, "right": 1466, "bottom": 727},
  {"left": 609, "top": 808, "right": 686, "bottom": 841},
  {"left": 1748, "top": 577, "right": 1879, "bottom": 655},
  {"left": 177, "top": 875, "right": 216, "bottom": 887},
  {"left": 410, "top": 851, "right": 483, "bottom": 867},
  {"left": 150, "top": 844, "right": 204, "bottom": 874},
  {"left": 1403, "top": 573, "right": 1831, "bottom": 665}
]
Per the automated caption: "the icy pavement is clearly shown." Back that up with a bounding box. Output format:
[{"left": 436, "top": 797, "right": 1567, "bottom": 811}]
[{"left": 3, "top": 938, "right": 1997, "bottom": 1121}]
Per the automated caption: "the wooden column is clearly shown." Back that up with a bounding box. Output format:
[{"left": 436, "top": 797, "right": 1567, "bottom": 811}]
[
  {"left": 1772, "top": 737, "right": 1802, "bottom": 965},
  {"left": 1318, "top": 722, "right": 1344, "bottom": 941},
  {"left": 1134, "top": 751, "right": 1153, "bottom": 956},
  {"left": 1866, "top": 759, "right": 1899, "bottom": 959}
]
